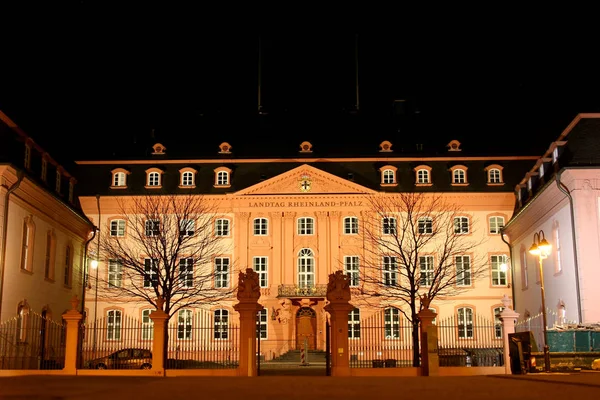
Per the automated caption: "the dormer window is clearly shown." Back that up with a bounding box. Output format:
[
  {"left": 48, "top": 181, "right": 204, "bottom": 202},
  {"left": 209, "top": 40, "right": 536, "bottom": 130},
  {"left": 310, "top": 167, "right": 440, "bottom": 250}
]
[
  {"left": 485, "top": 164, "right": 504, "bottom": 185},
  {"left": 179, "top": 167, "right": 197, "bottom": 188},
  {"left": 219, "top": 142, "right": 232, "bottom": 154},
  {"left": 55, "top": 170, "right": 62, "bottom": 194},
  {"left": 379, "top": 165, "right": 398, "bottom": 187},
  {"left": 539, "top": 163, "right": 545, "bottom": 178},
  {"left": 414, "top": 165, "right": 432, "bottom": 186},
  {"left": 299, "top": 141, "right": 313, "bottom": 153},
  {"left": 24, "top": 143, "right": 31, "bottom": 170},
  {"left": 152, "top": 143, "right": 166, "bottom": 155},
  {"left": 214, "top": 167, "right": 232, "bottom": 188},
  {"left": 145, "top": 168, "right": 163, "bottom": 189},
  {"left": 552, "top": 147, "right": 559, "bottom": 164},
  {"left": 379, "top": 140, "right": 393, "bottom": 152},
  {"left": 527, "top": 178, "right": 532, "bottom": 191},
  {"left": 447, "top": 140, "right": 462, "bottom": 152},
  {"left": 449, "top": 165, "right": 468, "bottom": 186},
  {"left": 111, "top": 168, "right": 130, "bottom": 189}
]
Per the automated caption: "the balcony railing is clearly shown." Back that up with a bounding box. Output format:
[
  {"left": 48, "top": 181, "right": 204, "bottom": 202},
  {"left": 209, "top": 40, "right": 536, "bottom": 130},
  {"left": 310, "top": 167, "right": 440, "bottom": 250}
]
[{"left": 277, "top": 284, "right": 328, "bottom": 298}]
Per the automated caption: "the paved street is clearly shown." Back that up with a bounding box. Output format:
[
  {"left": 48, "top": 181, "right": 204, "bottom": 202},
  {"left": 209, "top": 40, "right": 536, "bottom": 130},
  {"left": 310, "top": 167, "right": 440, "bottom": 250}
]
[{"left": 0, "top": 372, "right": 599, "bottom": 400}]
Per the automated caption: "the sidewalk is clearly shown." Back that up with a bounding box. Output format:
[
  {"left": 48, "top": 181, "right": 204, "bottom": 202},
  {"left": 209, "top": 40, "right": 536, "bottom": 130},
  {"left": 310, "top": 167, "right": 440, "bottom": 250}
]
[{"left": 0, "top": 372, "right": 599, "bottom": 400}]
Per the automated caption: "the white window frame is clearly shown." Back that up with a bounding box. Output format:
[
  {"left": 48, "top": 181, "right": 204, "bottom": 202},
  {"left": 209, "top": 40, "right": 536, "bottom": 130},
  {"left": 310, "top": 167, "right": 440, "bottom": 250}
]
[
  {"left": 488, "top": 169, "right": 501, "bottom": 183},
  {"left": 144, "top": 258, "right": 158, "bottom": 288},
  {"left": 382, "top": 169, "right": 395, "bottom": 184},
  {"left": 180, "top": 219, "right": 195, "bottom": 236},
  {"left": 419, "top": 255, "right": 434, "bottom": 286},
  {"left": 491, "top": 255, "right": 508, "bottom": 286},
  {"left": 418, "top": 217, "right": 433, "bottom": 234},
  {"left": 181, "top": 171, "right": 194, "bottom": 186},
  {"left": 454, "top": 216, "right": 469, "bottom": 234},
  {"left": 177, "top": 309, "right": 192, "bottom": 340},
  {"left": 348, "top": 308, "right": 360, "bottom": 339},
  {"left": 297, "top": 217, "right": 314, "bottom": 235},
  {"left": 180, "top": 258, "right": 194, "bottom": 288},
  {"left": 417, "top": 169, "right": 430, "bottom": 184},
  {"left": 489, "top": 216, "right": 505, "bottom": 234},
  {"left": 110, "top": 219, "right": 126, "bottom": 237},
  {"left": 382, "top": 256, "right": 397, "bottom": 286},
  {"left": 297, "top": 248, "right": 315, "bottom": 288},
  {"left": 382, "top": 217, "right": 397, "bottom": 235},
  {"left": 344, "top": 256, "right": 359, "bottom": 287},
  {"left": 147, "top": 171, "right": 161, "bottom": 186},
  {"left": 215, "top": 218, "right": 230, "bottom": 236},
  {"left": 494, "top": 307, "right": 504, "bottom": 339},
  {"left": 343, "top": 216, "right": 358, "bottom": 235},
  {"left": 455, "top": 255, "right": 471, "bottom": 286},
  {"left": 384, "top": 308, "right": 400, "bottom": 339},
  {"left": 214, "top": 309, "right": 229, "bottom": 339},
  {"left": 108, "top": 259, "right": 122, "bottom": 288},
  {"left": 253, "top": 218, "right": 268, "bottom": 235},
  {"left": 253, "top": 256, "right": 268, "bottom": 288},
  {"left": 141, "top": 309, "right": 154, "bottom": 340},
  {"left": 107, "top": 310, "right": 122, "bottom": 341},
  {"left": 113, "top": 172, "right": 126, "bottom": 187},
  {"left": 145, "top": 219, "right": 160, "bottom": 236},
  {"left": 453, "top": 169, "right": 466, "bottom": 184},
  {"left": 257, "top": 309, "right": 268, "bottom": 340},
  {"left": 457, "top": 307, "right": 474, "bottom": 339},
  {"left": 217, "top": 171, "right": 229, "bottom": 186},
  {"left": 215, "top": 257, "right": 230, "bottom": 288}
]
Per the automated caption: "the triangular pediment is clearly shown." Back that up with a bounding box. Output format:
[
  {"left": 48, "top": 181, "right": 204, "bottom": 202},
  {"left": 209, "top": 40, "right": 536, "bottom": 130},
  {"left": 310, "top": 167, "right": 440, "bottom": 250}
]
[{"left": 235, "top": 164, "right": 376, "bottom": 196}]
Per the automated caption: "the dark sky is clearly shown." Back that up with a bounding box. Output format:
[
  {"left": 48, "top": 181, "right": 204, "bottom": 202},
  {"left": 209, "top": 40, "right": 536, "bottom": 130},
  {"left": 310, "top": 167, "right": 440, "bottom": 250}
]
[{"left": 2, "top": 4, "right": 600, "bottom": 163}]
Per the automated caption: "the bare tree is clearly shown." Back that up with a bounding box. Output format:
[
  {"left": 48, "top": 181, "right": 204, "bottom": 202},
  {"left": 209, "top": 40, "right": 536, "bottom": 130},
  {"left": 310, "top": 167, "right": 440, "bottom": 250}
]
[
  {"left": 355, "top": 192, "right": 488, "bottom": 367},
  {"left": 95, "top": 194, "right": 236, "bottom": 354}
]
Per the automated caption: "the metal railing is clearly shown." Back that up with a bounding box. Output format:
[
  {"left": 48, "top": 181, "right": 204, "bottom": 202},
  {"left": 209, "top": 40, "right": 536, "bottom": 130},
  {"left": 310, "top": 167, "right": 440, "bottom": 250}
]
[
  {"left": 277, "top": 284, "right": 328, "bottom": 298},
  {"left": 0, "top": 312, "right": 65, "bottom": 370}
]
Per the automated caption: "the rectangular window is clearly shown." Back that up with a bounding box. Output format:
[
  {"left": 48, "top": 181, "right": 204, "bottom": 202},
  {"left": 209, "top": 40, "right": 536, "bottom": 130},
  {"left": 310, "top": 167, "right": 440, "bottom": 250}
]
[
  {"left": 418, "top": 217, "right": 433, "bottom": 234},
  {"left": 144, "top": 258, "right": 158, "bottom": 288},
  {"left": 521, "top": 249, "right": 529, "bottom": 289},
  {"left": 454, "top": 217, "right": 469, "bottom": 234},
  {"left": 142, "top": 309, "right": 154, "bottom": 340},
  {"left": 384, "top": 308, "right": 400, "bottom": 339},
  {"left": 253, "top": 218, "right": 268, "bottom": 235},
  {"left": 344, "top": 256, "right": 360, "bottom": 287},
  {"left": 108, "top": 259, "right": 122, "bottom": 288},
  {"left": 44, "top": 232, "right": 55, "bottom": 280},
  {"left": 489, "top": 216, "right": 505, "bottom": 234},
  {"left": 110, "top": 220, "right": 125, "bottom": 237},
  {"left": 180, "top": 258, "right": 194, "bottom": 288},
  {"left": 419, "top": 255, "right": 434, "bottom": 286},
  {"left": 215, "top": 257, "right": 230, "bottom": 288},
  {"left": 214, "top": 309, "right": 229, "bottom": 339},
  {"left": 458, "top": 307, "right": 474, "bottom": 339},
  {"left": 177, "top": 310, "right": 192, "bottom": 340},
  {"left": 180, "top": 219, "right": 195, "bottom": 236},
  {"left": 253, "top": 256, "right": 268, "bottom": 288},
  {"left": 554, "top": 227, "right": 562, "bottom": 273},
  {"left": 344, "top": 217, "right": 358, "bottom": 234},
  {"left": 348, "top": 308, "right": 360, "bottom": 339},
  {"left": 456, "top": 255, "right": 471, "bottom": 286},
  {"left": 494, "top": 307, "right": 504, "bottom": 339},
  {"left": 491, "top": 255, "right": 508, "bottom": 286},
  {"left": 215, "top": 219, "right": 230, "bottom": 236},
  {"left": 382, "top": 256, "right": 397, "bottom": 286},
  {"left": 256, "top": 309, "right": 267, "bottom": 339},
  {"left": 107, "top": 310, "right": 122, "bottom": 340},
  {"left": 145, "top": 219, "right": 160, "bottom": 236},
  {"left": 382, "top": 217, "right": 396, "bottom": 235},
  {"left": 297, "top": 217, "right": 314, "bottom": 235},
  {"left": 21, "top": 222, "right": 30, "bottom": 271}
]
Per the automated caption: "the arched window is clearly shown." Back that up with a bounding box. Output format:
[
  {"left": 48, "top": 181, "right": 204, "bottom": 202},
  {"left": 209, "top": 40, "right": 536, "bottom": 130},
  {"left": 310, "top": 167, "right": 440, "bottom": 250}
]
[
  {"left": 147, "top": 172, "right": 160, "bottom": 186},
  {"left": 414, "top": 166, "right": 432, "bottom": 185},
  {"left": 181, "top": 171, "right": 194, "bottom": 186},
  {"left": 297, "top": 248, "right": 315, "bottom": 288},
  {"left": 214, "top": 309, "right": 229, "bottom": 339},
  {"left": 20, "top": 216, "right": 35, "bottom": 272},
  {"left": 384, "top": 308, "right": 400, "bottom": 339},
  {"left": 113, "top": 172, "right": 126, "bottom": 187},
  {"left": 16, "top": 301, "right": 30, "bottom": 342},
  {"left": 348, "top": 308, "right": 360, "bottom": 339},
  {"left": 379, "top": 165, "right": 398, "bottom": 186},
  {"left": 485, "top": 165, "right": 504, "bottom": 185},
  {"left": 44, "top": 230, "right": 56, "bottom": 280},
  {"left": 457, "top": 307, "right": 474, "bottom": 339},
  {"left": 214, "top": 167, "right": 232, "bottom": 187}
]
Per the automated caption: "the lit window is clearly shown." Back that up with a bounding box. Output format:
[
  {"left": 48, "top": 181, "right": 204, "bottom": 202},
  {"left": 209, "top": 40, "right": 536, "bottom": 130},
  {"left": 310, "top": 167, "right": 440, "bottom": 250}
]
[
  {"left": 253, "top": 218, "right": 268, "bottom": 235},
  {"left": 216, "top": 171, "right": 229, "bottom": 186},
  {"left": 382, "top": 169, "right": 395, "bottom": 184},
  {"left": 344, "top": 256, "right": 359, "bottom": 287},
  {"left": 457, "top": 307, "right": 473, "bottom": 339},
  {"left": 491, "top": 255, "right": 508, "bottom": 286},
  {"left": 486, "top": 165, "right": 504, "bottom": 184},
  {"left": 456, "top": 255, "right": 471, "bottom": 286},
  {"left": 384, "top": 308, "right": 400, "bottom": 339},
  {"left": 215, "top": 219, "right": 230, "bottom": 236},
  {"left": 181, "top": 171, "right": 194, "bottom": 186},
  {"left": 113, "top": 172, "right": 126, "bottom": 187},
  {"left": 110, "top": 219, "right": 125, "bottom": 237},
  {"left": 454, "top": 217, "right": 469, "bottom": 234},
  {"left": 418, "top": 217, "right": 433, "bottom": 234},
  {"left": 297, "top": 248, "right": 315, "bottom": 288},
  {"left": 451, "top": 167, "right": 467, "bottom": 184},
  {"left": 257, "top": 309, "right": 268, "bottom": 339},
  {"left": 348, "top": 308, "right": 360, "bottom": 339},
  {"left": 143, "top": 258, "right": 158, "bottom": 288},
  {"left": 253, "top": 256, "right": 268, "bottom": 288},
  {"left": 177, "top": 310, "right": 192, "bottom": 340},
  {"left": 382, "top": 256, "right": 397, "bottom": 286},
  {"left": 297, "top": 217, "right": 314, "bottom": 235},
  {"left": 382, "top": 217, "right": 396, "bottom": 235},
  {"left": 147, "top": 171, "right": 160, "bottom": 186},
  {"left": 141, "top": 309, "right": 154, "bottom": 340},
  {"left": 108, "top": 259, "right": 122, "bottom": 288},
  {"left": 215, "top": 257, "right": 230, "bottom": 288},
  {"left": 107, "top": 310, "right": 122, "bottom": 340},
  {"left": 416, "top": 169, "right": 430, "bottom": 184},
  {"left": 214, "top": 309, "right": 229, "bottom": 339},
  {"left": 344, "top": 217, "right": 358, "bottom": 234},
  {"left": 419, "top": 255, "right": 434, "bottom": 286},
  {"left": 180, "top": 258, "right": 194, "bottom": 288},
  {"left": 489, "top": 216, "right": 505, "bottom": 234}
]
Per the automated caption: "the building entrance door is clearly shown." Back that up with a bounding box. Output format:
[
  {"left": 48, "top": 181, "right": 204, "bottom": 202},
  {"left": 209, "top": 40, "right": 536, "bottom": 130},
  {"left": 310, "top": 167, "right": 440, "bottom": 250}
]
[{"left": 296, "top": 307, "right": 316, "bottom": 350}]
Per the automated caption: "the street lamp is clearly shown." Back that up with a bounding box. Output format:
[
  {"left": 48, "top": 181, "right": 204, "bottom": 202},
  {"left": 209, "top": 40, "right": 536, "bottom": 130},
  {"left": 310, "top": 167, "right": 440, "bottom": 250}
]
[{"left": 529, "top": 230, "right": 552, "bottom": 372}]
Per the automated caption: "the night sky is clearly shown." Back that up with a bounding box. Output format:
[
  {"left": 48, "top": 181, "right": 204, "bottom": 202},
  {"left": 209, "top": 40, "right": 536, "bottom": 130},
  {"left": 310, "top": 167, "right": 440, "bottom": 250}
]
[{"left": 2, "top": 4, "right": 600, "bottom": 164}]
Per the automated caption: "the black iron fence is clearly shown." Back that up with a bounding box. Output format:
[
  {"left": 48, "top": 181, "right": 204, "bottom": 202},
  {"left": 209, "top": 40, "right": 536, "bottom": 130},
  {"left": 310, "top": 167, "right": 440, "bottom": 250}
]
[
  {"left": 0, "top": 312, "right": 65, "bottom": 370},
  {"left": 437, "top": 314, "right": 504, "bottom": 367},
  {"left": 349, "top": 311, "right": 414, "bottom": 368}
]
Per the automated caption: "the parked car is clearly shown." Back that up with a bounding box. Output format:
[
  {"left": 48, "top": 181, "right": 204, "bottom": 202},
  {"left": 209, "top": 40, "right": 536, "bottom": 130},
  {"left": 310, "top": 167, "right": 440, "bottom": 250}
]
[{"left": 85, "top": 348, "right": 152, "bottom": 369}]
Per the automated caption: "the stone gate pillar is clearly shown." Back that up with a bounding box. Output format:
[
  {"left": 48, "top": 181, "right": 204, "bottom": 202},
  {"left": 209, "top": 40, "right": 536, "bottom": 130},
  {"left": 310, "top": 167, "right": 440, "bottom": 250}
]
[
  {"left": 150, "top": 297, "right": 168, "bottom": 376},
  {"left": 324, "top": 270, "right": 354, "bottom": 376},
  {"left": 233, "top": 268, "right": 263, "bottom": 376},
  {"left": 62, "top": 295, "right": 83, "bottom": 375},
  {"left": 499, "top": 294, "right": 519, "bottom": 375},
  {"left": 418, "top": 294, "right": 439, "bottom": 376}
]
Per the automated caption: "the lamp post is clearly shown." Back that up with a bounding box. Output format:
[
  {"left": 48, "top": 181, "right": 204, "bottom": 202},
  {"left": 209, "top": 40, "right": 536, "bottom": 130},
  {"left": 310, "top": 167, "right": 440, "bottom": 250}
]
[{"left": 529, "top": 230, "right": 552, "bottom": 372}]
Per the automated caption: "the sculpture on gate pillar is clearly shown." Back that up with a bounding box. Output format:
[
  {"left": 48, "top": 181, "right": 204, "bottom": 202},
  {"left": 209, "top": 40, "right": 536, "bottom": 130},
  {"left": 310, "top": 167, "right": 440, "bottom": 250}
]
[
  {"left": 237, "top": 268, "right": 261, "bottom": 302},
  {"left": 326, "top": 270, "right": 351, "bottom": 303}
]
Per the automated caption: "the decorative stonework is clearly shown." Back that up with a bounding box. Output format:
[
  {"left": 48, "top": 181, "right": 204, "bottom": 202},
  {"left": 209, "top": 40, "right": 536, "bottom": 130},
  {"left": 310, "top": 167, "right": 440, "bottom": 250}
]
[
  {"left": 152, "top": 143, "right": 166, "bottom": 155},
  {"left": 219, "top": 142, "right": 232, "bottom": 154},
  {"left": 299, "top": 141, "right": 313, "bottom": 153},
  {"left": 299, "top": 173, "right": 312, "bottom": 192},
  {"left": 326, "top": 270, "right": 351, "bottom": 302},
  {"left": 237, "top": 268, "right": 261, "bottom": 302}
]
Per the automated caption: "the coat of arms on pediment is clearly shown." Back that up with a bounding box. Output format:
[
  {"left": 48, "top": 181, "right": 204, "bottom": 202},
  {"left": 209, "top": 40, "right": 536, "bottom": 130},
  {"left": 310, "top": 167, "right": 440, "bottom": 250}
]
[{"left": 234, "top": 165, "right": 377, "bottom": 196}]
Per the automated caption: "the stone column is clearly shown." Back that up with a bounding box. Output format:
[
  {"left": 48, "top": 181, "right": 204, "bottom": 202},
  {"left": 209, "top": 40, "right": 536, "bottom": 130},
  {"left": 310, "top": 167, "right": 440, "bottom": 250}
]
[
  {"left": 61, "top": 295, "right": 83, "bottom": 375},
  {"left": 282, "top": 212, "right": 295, "bottom": 284},
  {"left": 499, "top": 294, "right": 520, "bottom": 375},
  {"left": 149, "top": 297, "right": 169, "bottom": 375},
  {"left": 418, "top": 297, "right": 438, "bottom": 376},
  {"left": 233, "top": 268, "right": 263, "bottom": 376},
  {"left": 324, "top": 270, "right": 353, "bottom": 376}
]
